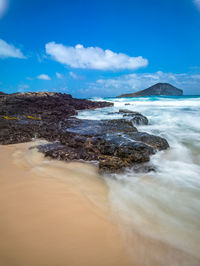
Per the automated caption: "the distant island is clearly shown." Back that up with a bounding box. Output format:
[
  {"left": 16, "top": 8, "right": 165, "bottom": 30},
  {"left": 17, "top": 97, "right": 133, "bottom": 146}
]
[{"left": 117, "top": 83, "right": 183, "bottom": 97}]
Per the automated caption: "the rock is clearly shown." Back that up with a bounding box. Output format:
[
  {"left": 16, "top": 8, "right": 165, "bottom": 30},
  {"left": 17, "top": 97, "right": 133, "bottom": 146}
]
[
  {"left": 0, "top": 92, "right": 113, "bottom": 145},
  {"left": 42, "top": 144, "right": 99, "bottom": 162},
  {"left": 119, "top": 109, "right": 148, "bottom": 125},
  {"left": 0, "top": 91, "right": 170, "bottom": 174},
  {"left": 130, "top": 114, "right": 148, "bottom": 126},
  {"left": 117, "top": 83, "right": 183, "bottom": 97},
  {"left": 94, "top": 134, "right": 153, "bottom": 160},
  {"left": 65, "top": 118, "right": 137, "bottom": 137},
  {"left": 57, "top": 125, "right": 155, "bottom": 173},
  {"left": 0, "top": 92, "right": 113, "bottom": 119},
  {"left": 131, "top": 164, "right": 156, "bottom": 173},
  {"left": 127, "top": 132, "right": 169, "bottom": 150},
  {"left": 99, "top": 156, "right": 130, "bottom": 173},
  {"left": 114, "top": 141, "right": 153, "bottom": 162},
  {"left": 119, "top": 109, "right": 137, "bottom": 114}
]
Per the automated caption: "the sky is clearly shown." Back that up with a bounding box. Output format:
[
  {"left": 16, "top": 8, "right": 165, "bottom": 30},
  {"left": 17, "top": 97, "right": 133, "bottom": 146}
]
[{"left": 0, "top": 0, "right": 200, "bottom": 97}]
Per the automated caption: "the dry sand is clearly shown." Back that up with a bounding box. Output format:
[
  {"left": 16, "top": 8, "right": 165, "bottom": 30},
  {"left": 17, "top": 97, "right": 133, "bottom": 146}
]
[{"left": 0, "top": 141, "right": 132, "bottom": 266}]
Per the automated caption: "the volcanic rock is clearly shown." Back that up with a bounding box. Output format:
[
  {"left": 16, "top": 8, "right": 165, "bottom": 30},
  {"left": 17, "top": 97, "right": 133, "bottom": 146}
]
[
  {"left": 0, "top": 92, "right": 169, "bottom": 173},
  {"left": 119, "top": 109, "right": 148, "bottom": 125}
]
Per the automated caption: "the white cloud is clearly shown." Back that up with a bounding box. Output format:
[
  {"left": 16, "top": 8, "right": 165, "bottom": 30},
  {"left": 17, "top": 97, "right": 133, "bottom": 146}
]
[
  {"left": 36, "top": 53, "right": 43, "bottom": 63},
  {"left": 194, "top": 0, "right": 200, "bottom": 11},
  {"left": 69, "top": 71, "right": 79, "bottom": 79},
  {"left": 88, "top": 71, "right": 200, "bottom": 96},
  {"left": 69, "top": 71, "right": 85, "bottom": 80},
  {"left": 191, "top": 74, "right": 200, "bottom": 79},
  {"left": 0, "top": 39, "right": 26, "bottom": 59},
  {"left": 45, "top": 42, "right": 148, "bottom": 71},
  {"left": 0, "top": 0, "right": 8, "bottom": 19},
  {"left": 56, "top": 72, "right": 64, "bottom": 79},
  {"left": 37, "top": 74, "right": 51, "bottom": 80}
]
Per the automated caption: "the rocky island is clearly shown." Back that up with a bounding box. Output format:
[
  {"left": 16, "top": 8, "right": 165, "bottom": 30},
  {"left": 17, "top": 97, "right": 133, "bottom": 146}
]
[
  {"left": 117, "top": 82, "right": 183, "bottom": 97},
  {"left": 0, "top": 92, "right": 169, "bottom": 173}
]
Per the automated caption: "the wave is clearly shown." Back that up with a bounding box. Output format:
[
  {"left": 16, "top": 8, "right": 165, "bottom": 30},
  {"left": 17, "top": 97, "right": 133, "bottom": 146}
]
[{"left": 77, "top": 95, "right": 200, "bottom": 262}]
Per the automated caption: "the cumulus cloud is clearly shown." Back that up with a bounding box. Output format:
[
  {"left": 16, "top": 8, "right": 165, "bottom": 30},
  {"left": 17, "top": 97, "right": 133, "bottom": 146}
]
[
  {"left": 0, "top": 0, "right": 8, "bottom": 19},
  {"left": 45, "top": 42, "right": 148, "bottom": 71},
  {"left": 56, "top": 72, "right": 64, "bottom": 79},
  {"left": 88, "top": 71, "right": 200, "bottom": 96},
  {"left": 194, "top": 0, "right": 200, "bottom": 11},
  {"left": 0, "top": 39, "right": 26, "bottom": 59},
  {"left": 37, "top": 74, "right": 51, "bottom": 80}
]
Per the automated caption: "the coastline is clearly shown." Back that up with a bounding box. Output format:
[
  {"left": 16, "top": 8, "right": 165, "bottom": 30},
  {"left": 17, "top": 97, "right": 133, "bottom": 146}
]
[
  {"left": 0, "top": 141, "right": 199, "bottom": 266},
  {"left": 0, "top": 141, "right": 132, "bottom": 266}
]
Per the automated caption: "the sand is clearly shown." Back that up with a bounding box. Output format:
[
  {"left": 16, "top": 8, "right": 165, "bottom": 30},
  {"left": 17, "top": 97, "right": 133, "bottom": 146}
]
[
  {"left": 0, "top": 141, "right": 132, "bottom": 266},
  {"left": 0, "top": 141, "right": 199, "bottom": 266}
]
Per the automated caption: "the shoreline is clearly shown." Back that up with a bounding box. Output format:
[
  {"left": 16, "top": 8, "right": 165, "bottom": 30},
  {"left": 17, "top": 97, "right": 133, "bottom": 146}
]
[
  {"left": 0, "top": 141, "right": 199, "bottom": 266},
  {"left": 0, "top": 141, "right": 132, "bottom": 266}
]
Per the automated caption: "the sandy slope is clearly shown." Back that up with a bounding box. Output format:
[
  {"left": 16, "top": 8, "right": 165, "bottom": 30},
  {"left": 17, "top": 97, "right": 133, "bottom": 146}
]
[
  {"left": 0, "top": 141, "right": 199, "bottom": 266},
  {"left": 0, "top": 141, "right": 132, "bottom": 266}
]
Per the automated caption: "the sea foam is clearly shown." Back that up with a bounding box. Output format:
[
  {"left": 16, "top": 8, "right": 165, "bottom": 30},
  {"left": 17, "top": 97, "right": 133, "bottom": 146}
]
[{"left": 78, "top": 96, "right": 200, "bottom": 261}]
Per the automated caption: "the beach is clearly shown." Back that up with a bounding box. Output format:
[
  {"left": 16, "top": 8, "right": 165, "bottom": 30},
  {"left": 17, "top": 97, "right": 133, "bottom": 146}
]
[
  {"left": 1, "top": 0, "right": 199, "bottom": 264},
  {"left": 0, "top": 142, "right": 132, "bottom": 266},
  {"left": 0, "top": 95, "right": 200, "bottom": 266},
  {"left": 0, "top": 139, "right": 199, "bottom": 266}
]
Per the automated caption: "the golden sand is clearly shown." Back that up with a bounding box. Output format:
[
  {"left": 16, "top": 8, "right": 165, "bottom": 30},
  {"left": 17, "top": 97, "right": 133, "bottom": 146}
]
[
  {"left": 0, "top": 141, "right": 199, "bottom": 266},
  {"left": 0, "top": 141, "right": 132, "bottom": 266}
]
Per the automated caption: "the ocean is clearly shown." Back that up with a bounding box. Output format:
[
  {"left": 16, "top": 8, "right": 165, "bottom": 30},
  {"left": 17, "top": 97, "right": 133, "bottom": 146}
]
[{"left": 77, "top": 96, "right": 200, "bottom": 263}]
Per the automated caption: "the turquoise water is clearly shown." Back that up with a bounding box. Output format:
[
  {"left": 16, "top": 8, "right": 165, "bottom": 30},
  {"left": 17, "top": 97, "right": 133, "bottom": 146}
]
[{"left": 78, "top": 96, "right": 200, "bottom": 264}]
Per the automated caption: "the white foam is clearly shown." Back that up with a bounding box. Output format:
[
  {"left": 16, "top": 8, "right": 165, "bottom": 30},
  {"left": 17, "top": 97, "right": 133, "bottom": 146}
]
[{"left": 78, "top": 96, "right": 200, "bottom": 258}]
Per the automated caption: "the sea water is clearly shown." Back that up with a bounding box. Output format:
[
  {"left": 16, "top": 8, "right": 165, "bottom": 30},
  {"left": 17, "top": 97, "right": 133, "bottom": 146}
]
[{"left": 77, "top": 96, "right": 200, "bottom": 264}]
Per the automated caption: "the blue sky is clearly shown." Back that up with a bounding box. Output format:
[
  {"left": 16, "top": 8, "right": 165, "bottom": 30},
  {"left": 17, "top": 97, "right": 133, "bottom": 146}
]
[{"left": 0, "top": 0, "right": 200, "bottom": 97}]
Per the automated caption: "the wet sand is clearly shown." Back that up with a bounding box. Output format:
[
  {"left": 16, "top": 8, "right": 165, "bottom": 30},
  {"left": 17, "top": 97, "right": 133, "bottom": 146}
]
[
  {"left": 0, "top": 141, "right": 199, "bottom": 266},
  {"left": 0, "top": 142, "right": 132, "bottom": 266}
]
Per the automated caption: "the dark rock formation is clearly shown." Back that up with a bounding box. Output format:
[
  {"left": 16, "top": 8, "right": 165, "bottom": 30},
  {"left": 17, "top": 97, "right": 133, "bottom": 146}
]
[
  {"left": 119, "top": 109, "right": 148, "bottom": 125},
  {"left": 0, "top": 92, "right": 169, "bottom": 173},
  {"left": 127, "top": 132, "right": 169, "bottom": 150},
  {"left": 38, "top": 119, "right": 168, "bottom": 173},
  {"left": 117, "top": 83, "right": 183, "bottom": 97},
  {"left": 65, "top": 118, "right": 138, "bottom": 136},
  {"left": 0, "top": 92, "right": 113, "bottom": 144},
  {"left": 0, "top": 92, "right": 112, "bottom": 119}
]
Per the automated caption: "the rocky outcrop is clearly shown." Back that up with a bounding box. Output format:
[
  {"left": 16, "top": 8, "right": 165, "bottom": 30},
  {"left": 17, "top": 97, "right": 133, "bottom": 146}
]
[
  {"left": 127, "top": 132, "right": 169, "bottom": 150},
  {"left": 0, "top": 92, "right": 112, "bottom": 119},
  {"left": 0, "top": 92, "right": 169, "bottom": 173},
  {"left": 119, "top": 109, "right": 148, "bottom": 125},
  {"left": 117, "top": 83, "right": 183, "bottom": 97},
  {"left": 38, "top": 119, "right": 168, "bottom": 173}
]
